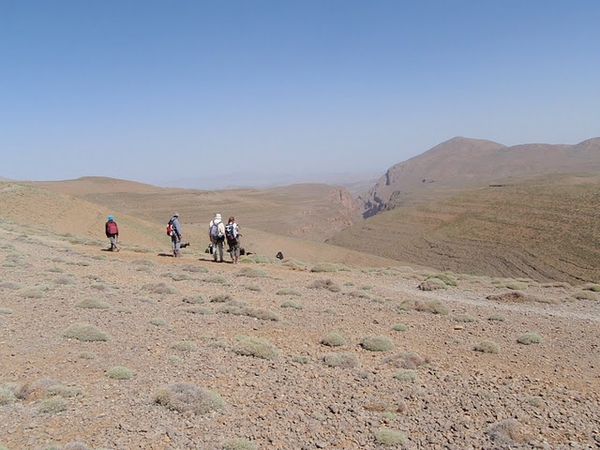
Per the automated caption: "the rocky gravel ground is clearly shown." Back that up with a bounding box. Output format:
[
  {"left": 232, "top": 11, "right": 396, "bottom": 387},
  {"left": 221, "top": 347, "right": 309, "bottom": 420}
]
[{"left": 0, "top": 225, "right": 599, "bottom": 450}]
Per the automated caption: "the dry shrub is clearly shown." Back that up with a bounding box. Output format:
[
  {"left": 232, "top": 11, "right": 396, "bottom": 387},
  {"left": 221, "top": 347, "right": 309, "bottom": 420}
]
[
  {"left": 394, "top": 369, "right": 418, "bottom": 382},
  {"left": 280, "top": 300, "right": 303, "bottom": 309},
  {"left": 76, "top": 298, "right": 111, "bottom": 309},
  {"left": 63, "top": 443, "right": 91, "bottom": 450},
  {"left": 216, "top": 301, "right": 281, "bottom": 322},
  {"left": 321, "top": 352, "right": 359, "bottom": 368},
  {"left": 62, "top": 323, "right": 110, "bottom": 342},
  {"left": 282, "top": 259, "right": 309, "bottom": 271},
  {"left": 183, "top": 294, "right": 206, "bottom": 304},
  {"left": 0, "top": 385, "right": 16, "bottom": 405},
  {"left": 154, "top": 383, "right": 224, "bottom": 415},
  {"left": 54, "top": 276, "right": 77, "bottom": 285},
  {"left": 571, "top": 290, "right": 598, "bottom": 301},
  {"left": 310, "top": 263, "right": 338, "bottom": 273},
  {"left": 505, "top": 281, "right": 528, "bottom": 290},
  {"left": 360, "top": 335, "right": 394, "bottom": 352},
  {"left": 222, "top": 437, "right": 256, "bottom": 450},
  {"left": 486, "top": 418, "right": 527, "bottom": 445},
  {"left": 308, "top": 279, "right": 341, "bottom": 292},
  {"left": 210, "top": 294, "right": 231, "bottom": 303},
  {"left": 46, "top": 384, "right": 81, "bottom": 398},
  {"left": 487, "top": 291, "right": 534, "bottom": 303},
  {"left": 149, "top": 317, "right": 166, "bottom": 326},
  {"left": 38, "top": 395, "right": 68, "bottom": 413},
  {"left": 418, "top": 278, "right": 447, "bottom": 291},
  {"left": 413, "top": 299, "right": 449, "bottom": 315},
  {"left": 581, "top": 283, "right": 600, "bottom": 292},
  {"left": 374, "top": 428, "right": 407, "bottom": 446},
  {"left": 453, "top": 314, "right": 477, "bottom": 323},
  {"left": 383, "top": 352, "right": 429, "bottom": 369},
  {"left": 234, "top": 335, "right": 279, "bottom": 360},
  {"left": 182, "top": 264, "right": 208, "bottom": 273},
  {"left": 474, "top": 341, "right": 500, "bottom": 354},
  {"left": 143, "top": 282, "right": 177, "bottom": 294},
  {"left": 170, "top": 341, "right": 198, "bottom": 352},
  {"left": 426, "top": 273, "right": 457, "bottom": 286},
  {"left": 517, "top": 332, "right": 542, "bottom": 345},
  {"left": 107, "top": 366, "right": 134, "bottom": 380},
  {"left": 276, "top": 288, "right": 301, "bottom": 296},
  {"left": 321, "top": 332, "right": 346, "bottom": 347},
  {"left": 349, "top": 290, "right": 371, "bottom": 299},
  {"left": 132, "top": 258, "right": 156, "bottom": 267},
  {"left": 182, "top": 306, "right": 213, "bottom": 315},
  {"left": 237, "top": 267, "right": 269, "bottom": 278},
  {"left": 391, "top": 323, "right": 408, "bottom": 332}
]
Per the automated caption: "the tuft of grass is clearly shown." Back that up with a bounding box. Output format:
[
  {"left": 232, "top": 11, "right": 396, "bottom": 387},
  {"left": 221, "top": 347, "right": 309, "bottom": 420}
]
[
  {"left": 237, "top": 267, "right": 268, "bottom": 278},
  {"left": 0, "top": 307, "right": 12, "bottom": 314},
  {"left": 209, "top": 294, "right": 231, "bottom": 303},
  {"left": 216, "top": 301, "right": 281, "bottom": 322},
  {"left": 46, "top": 384, "right": 81, "bottom": 398},
  {"left": 62, "top": 323, "right": 110, "bottom": 342},
  {"left": 170, "top": 272, "right": 193, "bottom": 281},
  {"left": 413, "top": 299, "right": 449, "bottom": 315},
  {"left": 154, "top": 383, "right": 224, "bottom": 415},
  {"left": 394, "top": 369, "right": 418, "bottom": 382},
  {"left": 76, "top": 298, "right": 111, "bottom": 309},
  {"left": 382, "top": 352, "right": 429, "bottom": 369},
  {"left": 21, "top": 288, "right": 45, "bottom": 299},
  {"left": 391, "top": 324, "right": 408, "bottom": 332},
  {"left": 234, "top": 335, "right": 279, "bottom": 360},
  {"left": 54, "top": 276, "right": 77, "bottom": 285},
  {"left": 488, "top": 313, "right": 506, "bottom": 322},
  {"left": 107, "top": 366, "right": 134, "bottom": 380},
  {"left": 505, "top": 281, "right": 528, "bottom": 290},
  {"left": 418, "top": 278, "right": 447, "bottom": 291},
  {"left": 38, "top": 395, "right": 68, "bottom": 413},
  {"left": 280, "top": 300, "right": 303, "bottom": 309},
  {"left": 292, "top": 355, "right": 309, "bottom": 364},
  {"left": 571, "top": 290, "right": 598, "bottom": 301},
  {"left": 426, "top": 273, "right": 457, "bottom": 286},
  {"left": 349, "top": 290, "right": 371, "bottom": 299},
  {"left": 308, "top": 279, "right": 341, "bottom": 292},
  {"left": 143, "top": 282, "right": 178, "bottom": 294},
  {"left": 182, "top": 265, "right": 208, "bottom": 273},
  {"left": 276, "top": 288, "right": 301, "bottom": 296},
  {"left": 321, "top": 332, "right": 346, "bottom": 347},
  {"left": 310, "top": 263, "right": 338, "bottom": 273},
  {"left": 453, "top": 314, "right": 477, "bottom": 323},
  {"left": 373, "top": 428, "right": 407, "bottom": 446},
  {"left": 517, "top": 332, "right": 542, "bottom": 345},
  {"left": 221, "top": 438, "right": 256, "bottom": 450},
  {"left": 321, "top": 352, "right": 359, "bottom": 368},
  {"left": 170, "top": 341, "right": 198, "bottom": 352},
  {"left": 206, "top": 275, "right": 228, "bottom": 284},
  {"left": 474, "top": 340, "right": 500, "bottom": 354},
  {"left": 182, "top": 306, "right": 213, "bottom": 315},
  {"left": 0, "top": 386, "right": 16, "bottom": 405},
  {"left": 582, "top": 283, "right": 600, "bottom": 292}
]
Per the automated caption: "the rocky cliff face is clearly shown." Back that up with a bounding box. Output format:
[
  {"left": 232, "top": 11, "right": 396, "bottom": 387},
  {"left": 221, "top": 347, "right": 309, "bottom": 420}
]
[{"left": 362, "top": 136, "right": 600, "bottom": 218}]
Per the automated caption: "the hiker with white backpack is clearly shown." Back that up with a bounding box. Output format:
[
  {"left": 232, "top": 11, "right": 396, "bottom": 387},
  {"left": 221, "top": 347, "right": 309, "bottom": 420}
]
[{"left": 208, "top": 213, "right": 226, "bottom": 262}]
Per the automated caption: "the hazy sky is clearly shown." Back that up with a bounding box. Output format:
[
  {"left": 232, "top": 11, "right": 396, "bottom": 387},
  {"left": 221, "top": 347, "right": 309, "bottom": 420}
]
[{"left": 1, "top": 1, "right": 599, "bottom": 186}]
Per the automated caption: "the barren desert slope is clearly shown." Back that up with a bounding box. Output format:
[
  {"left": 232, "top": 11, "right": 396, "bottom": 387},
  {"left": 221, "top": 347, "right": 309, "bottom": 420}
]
[{"left": 0, "top": 180, "right": 599, "bottom": 449}]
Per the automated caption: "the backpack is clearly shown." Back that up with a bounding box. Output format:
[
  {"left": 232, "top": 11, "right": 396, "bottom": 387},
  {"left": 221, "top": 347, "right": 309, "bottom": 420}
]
[
  {"left": 225, "top": 223, "right": 237, "bottom": 242},
  {"left": 166, "top": 219, "right": 174, "bottom": 236},
  {"left": 107, "top": 221, "right": 118, "bottom": 235},
  {"left": 210, "top": 222, "right": 221, "bottom": 239}
]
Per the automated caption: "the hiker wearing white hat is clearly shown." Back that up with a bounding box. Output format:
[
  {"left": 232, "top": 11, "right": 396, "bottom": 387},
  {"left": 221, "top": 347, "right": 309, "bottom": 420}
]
[{"left": 208, "top": 213, "right": 226, "bottom": 262}]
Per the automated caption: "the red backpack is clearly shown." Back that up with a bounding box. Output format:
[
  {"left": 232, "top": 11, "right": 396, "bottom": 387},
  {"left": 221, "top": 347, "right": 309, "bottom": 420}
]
[{"left": 107, "top": 221, "right": 118, "bottom": 235}]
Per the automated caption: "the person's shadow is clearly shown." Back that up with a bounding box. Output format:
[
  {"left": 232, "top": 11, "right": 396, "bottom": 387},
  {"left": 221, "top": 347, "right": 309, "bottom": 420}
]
[{"left": 158, "top": 253, "right": 174, "bottom": 257}]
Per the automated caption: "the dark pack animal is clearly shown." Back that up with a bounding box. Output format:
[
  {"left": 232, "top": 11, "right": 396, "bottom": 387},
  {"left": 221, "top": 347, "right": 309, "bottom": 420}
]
[{"left": 276, "top": 251, "right": 284, "bottom": 260}]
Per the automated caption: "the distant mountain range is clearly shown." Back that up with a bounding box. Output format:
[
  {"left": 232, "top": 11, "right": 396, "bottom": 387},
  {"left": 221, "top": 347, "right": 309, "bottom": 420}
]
[{"left": 362, "top": 136, "right": 600, "bottom": 217}]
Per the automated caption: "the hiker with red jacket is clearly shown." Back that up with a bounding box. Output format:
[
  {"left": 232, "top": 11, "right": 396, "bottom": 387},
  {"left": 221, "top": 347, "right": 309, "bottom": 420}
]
[{"left": 105, "top": 215, "right": 119, "bottom": 252}]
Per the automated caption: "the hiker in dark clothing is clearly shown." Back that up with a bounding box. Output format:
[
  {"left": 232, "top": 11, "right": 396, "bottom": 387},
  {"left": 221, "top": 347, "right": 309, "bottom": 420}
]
[{"left": 105, "top": 215, "right": 119, "bottom": 251}]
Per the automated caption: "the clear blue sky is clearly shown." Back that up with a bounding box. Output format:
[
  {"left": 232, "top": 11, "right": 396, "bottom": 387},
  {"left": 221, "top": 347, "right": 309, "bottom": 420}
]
[{"left": 1, "top": 1, "right": 599, "bottom": 186}]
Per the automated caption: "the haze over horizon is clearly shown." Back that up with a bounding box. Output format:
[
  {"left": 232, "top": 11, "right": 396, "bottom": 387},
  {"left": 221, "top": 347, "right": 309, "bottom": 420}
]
[{"left": 1, "top": 1, "right": 599, "bottom": 188}]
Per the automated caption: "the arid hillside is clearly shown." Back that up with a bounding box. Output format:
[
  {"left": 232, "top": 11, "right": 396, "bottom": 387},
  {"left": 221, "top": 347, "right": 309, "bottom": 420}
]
[
  {"left": 30, "top": 177, "right": 360, "bottom": 243},
  {"left": 330, "top": 172, "right": 600, "bottom": 284},
  {"left": 0, "top": 185, "right": 599, "bottom": 449},
  {"left": 362, "top": 137, "right": 600, "bottom": 217}
]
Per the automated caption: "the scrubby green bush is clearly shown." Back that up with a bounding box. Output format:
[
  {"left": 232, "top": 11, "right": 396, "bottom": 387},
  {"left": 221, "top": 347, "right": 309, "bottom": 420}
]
[
  {"left": 38, "top": 395, "right": 67, "bottom": 413},
  {"left": 182, "top": 306, "right": 213, "bottom": 315},
  {"left": 107, "top": 366, "right": 134, "bottom": 380},
  {"left": 0, "top": 385, "right": 16, "bottom": 405},
  {"left": 426, "top": 273, "right": 458, "bottom": 286},
  {"left": 488, "top": 313, "right": 506, "bottom": 322},
  {"left": 582, "top": 283, "right": 600, "bottom": 292},
  {"left": 310, "top": 263, "right": 338, "bottom": 273},
  {"left": 394, "top": 369, "right": 418, "bottom": 382},
  {"left": 154, "top": 383, "right": 224, "bottom": 415},
  {"left": 62, "top": 323, "right": 110, "bottom": 342},
  {"left": 276, "top": 288, "right": 301, "bottom": 296},
  {"left": 46, "top": 384, "right": 81, "bottom": 398},
  {"left": 517, "top": 332, "right": 542, "bottom": 345},
  {"left": 453, "top": 314, "right": 477, "bottom": 323},
  {"left": 280, "top": 300, "right": 303, "bottom": 309},
  {"left": 418, "top": 278, "right": 447, "bottom": 291},
  {"left": 149, "top": 317, "right": 166, "bottom": 326},
  {"left": 374, "top": 428, "right": 407, "bottom": 446},
  {"left": 237, "top": 267, "right": 268, "bottom": 278},
  {"left": 170, "top": 341, "right": 198, "bottom": 352},
  {"left": 320, "top": 332, "right": 346, "bottom": 347},
  {"left": 505, "top": 281, "right": 527, "bottom": 291},
  {"left": 0, "top": 307, "right": 12, "bottom": 314},
  {"left": 391, "top": 324, "right": 407, "bottom": 332},
  {"left": 76, "top": 298, "right": 111, "bottom": 309},
  {"left": 234, "top": 335, "right": 279, "bottom": 360},
  {"left": 143, "top": 282, "right": 177, "bottom": 294},
  {"left": 413, "top": 299, "right": 449, "bottom": 315},
  {"left": 474, "top": 341, "right": 500, "bottom": 354},
  {"left": 361, "top": 335, "right": 394, "bottom": 352},
  {"left": 572, "top": 290, "right": 598, "bottom": 301},
  {"left": 321, "top": 352, "right": 359, "bottom": 368}
]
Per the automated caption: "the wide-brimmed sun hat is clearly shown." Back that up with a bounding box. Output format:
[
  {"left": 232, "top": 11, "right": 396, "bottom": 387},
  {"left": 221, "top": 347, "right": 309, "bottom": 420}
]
[{"left": 215, "top": 213, "right": 222, "bottom": 220}]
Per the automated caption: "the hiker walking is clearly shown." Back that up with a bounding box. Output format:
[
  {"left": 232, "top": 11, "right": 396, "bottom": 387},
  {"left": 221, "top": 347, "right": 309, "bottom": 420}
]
[
  {"left": 105, "top": 215, "right": 119, "bottom": 252},
  {"left": 208, "top": 213, "right": 226, "bottom": 262},
  {"left": 225, "top": 216, "right": 241, "bottom": 264},
  {"left": 169, "top": 212, "right": 183, "bottom": 257}
]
